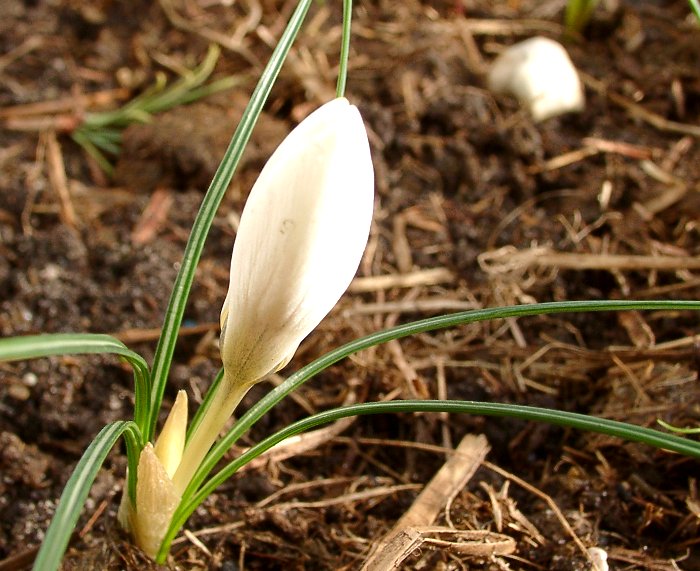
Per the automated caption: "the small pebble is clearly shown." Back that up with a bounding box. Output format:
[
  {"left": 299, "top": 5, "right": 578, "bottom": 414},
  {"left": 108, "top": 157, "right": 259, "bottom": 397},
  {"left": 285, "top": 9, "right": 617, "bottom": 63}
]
[
  {"left": 40, "top": 264, "right": 61, "bottom": 281},
  {"left": 22, "top": 372, "right": 38, "bottom": 387},
  {"left": 8, "top": 383, "right": 30, "bottom": 401},
  {"left": 588, "top": 547, "right": 609, "bottom": 571}
]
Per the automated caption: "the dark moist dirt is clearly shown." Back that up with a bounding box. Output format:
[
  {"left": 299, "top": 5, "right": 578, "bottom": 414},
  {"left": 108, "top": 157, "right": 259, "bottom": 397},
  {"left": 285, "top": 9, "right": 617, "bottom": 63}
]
[{"left": 1, "top": 0, "right": 699, "bottom": 569}]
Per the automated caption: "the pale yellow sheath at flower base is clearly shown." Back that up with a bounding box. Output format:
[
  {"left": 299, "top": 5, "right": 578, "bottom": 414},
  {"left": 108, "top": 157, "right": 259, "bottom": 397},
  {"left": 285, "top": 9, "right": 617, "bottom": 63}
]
[{"left": 119, "top": 390, "right": 188, "bottom": 557}]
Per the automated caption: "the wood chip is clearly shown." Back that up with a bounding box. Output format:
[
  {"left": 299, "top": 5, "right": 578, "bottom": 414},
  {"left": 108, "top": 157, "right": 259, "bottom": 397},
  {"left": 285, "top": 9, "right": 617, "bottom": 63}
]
[
  {"left": 45, "top": 130, "right": 78, "bottom": 228},
  {"left": 131, "top": 187, "right": 174, "bottom": 245},
  {"left": 349, "top": 268, "right": 454, "bottom": 292},
  {"left": 361, "top": 433, "right": 490, "bottom": 570},
  {"left": 479, "top": 246, "right": 700, "bottom": 273}
]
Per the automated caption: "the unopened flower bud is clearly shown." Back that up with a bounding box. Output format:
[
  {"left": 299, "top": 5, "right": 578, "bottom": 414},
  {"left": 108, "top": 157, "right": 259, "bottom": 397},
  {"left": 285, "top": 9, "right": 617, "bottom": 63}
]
[
  {"left": 172, "top": 97, "right": 374, "bottom": 494},
  {"left": 120, "top": 391, "right": 187, "bottom": 555},
  {"left": 488, "top": 36, "right": 585, "bottom": 122},
  {"left": 219, "top": 96, "right": 374, "bottom": 387}
]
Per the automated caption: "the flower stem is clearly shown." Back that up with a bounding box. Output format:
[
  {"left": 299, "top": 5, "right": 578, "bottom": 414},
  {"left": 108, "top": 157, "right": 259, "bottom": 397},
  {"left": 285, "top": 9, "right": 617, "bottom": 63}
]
[{"left": 171, "top": 377, "right": 249, "bottom": 496}]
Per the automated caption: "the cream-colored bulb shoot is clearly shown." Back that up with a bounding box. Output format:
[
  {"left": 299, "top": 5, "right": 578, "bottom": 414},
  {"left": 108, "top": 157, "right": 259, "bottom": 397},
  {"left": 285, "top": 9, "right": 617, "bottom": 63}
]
[
  {"left": 120, "top": 390, "right": 188, "bottom": 556},
  {"left": 131, "top": 443, "right": 181, "bottom": 557}
]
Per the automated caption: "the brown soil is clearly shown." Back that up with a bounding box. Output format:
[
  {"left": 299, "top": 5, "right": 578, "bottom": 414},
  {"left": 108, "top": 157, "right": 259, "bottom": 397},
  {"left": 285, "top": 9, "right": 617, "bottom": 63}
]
[{"left": 1, "top": 0, "right": 699, "bottom": 569}]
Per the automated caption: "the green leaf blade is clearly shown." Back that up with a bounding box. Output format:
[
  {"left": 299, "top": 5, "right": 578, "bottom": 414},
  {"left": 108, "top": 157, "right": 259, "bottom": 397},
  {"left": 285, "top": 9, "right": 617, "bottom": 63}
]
[
  {"left": 689, "top": 0, "right": 700, "bottom": 21},
  {"left": 158, "top": 300, "right": 700, "bottom": 561},
  {"left": 0, "top": 333, "right": 151, "bottom": 432},
  {"left": 183, "top": 299, "right": 700, "bottom": 501},
  {"left": 33, "top": 421, "right": 139, "bottom": 571},
  {"left": 159, "top": 398, "right": 700, "bottom": 562},
  {"left": 0, "top": 332, "right": 128, "bottom": 361}
]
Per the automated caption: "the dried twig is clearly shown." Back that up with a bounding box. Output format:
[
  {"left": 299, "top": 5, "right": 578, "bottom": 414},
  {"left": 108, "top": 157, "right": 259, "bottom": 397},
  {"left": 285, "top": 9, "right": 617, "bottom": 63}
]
[
  {"left": 45, "top": 130, "right": 78, "bottom": 229},
  {"left": 349, "top": 268, "right": 454, "bottom": 292},
  {"left": 0, "top": 36, "right": 43, "bottom": 73},
  {"left": 581, "top": 71, "right": 700, "bottom": 138},
  {"left": 112, "top": 323, "right": 218, "bottom": 344},
  {"left": 484, "top": 460, "right": 591, "bottom": 561},
  {"left": 361, "top": 434, "right": 490, "bottom": 570},
  {"left": 480, "top": 247, "right": 700, "bottom": 274},
  {"left": 131, "top": 188, "right": 174, "bottom": 245},
  {"left": 0, "top": 88, "right": 130, "bottom": 119}
]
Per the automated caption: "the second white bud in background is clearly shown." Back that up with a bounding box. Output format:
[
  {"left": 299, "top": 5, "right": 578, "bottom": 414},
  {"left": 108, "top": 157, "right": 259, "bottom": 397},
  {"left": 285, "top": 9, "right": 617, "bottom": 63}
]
[{"left": 488, "top": 36, "right": 585, "bottom": 122}]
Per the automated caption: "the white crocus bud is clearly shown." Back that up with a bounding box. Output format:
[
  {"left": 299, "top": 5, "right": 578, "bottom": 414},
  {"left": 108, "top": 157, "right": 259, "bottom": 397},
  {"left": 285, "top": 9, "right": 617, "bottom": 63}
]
[
  {"left": 488, "top": 36, "right": 585, "bottom": 122},
  {"left": 172, "top": 97, "right": 374, "bottom": 494}
]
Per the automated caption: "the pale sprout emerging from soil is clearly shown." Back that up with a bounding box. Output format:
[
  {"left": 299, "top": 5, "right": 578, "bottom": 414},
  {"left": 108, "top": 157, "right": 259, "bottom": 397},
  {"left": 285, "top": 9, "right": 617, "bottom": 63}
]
[
  {"left": 120, "top": 97, "right": 374, "bottom": 557},
  {"left": 119, "top": 390, "right": 188, "bottom": 556},
  {"left": 487, "top": 36, "right": 585, "bottom": 121}
]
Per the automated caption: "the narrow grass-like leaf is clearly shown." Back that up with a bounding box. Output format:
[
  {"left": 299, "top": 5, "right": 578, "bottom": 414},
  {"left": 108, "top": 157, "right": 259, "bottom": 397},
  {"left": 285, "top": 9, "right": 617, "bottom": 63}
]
[
  {"left": 690, "top": 0, "right": 700, "bottom": 20},
  {"left": 83, "top": 130, "right": 122, "bottom": 154},
  {"left": 80, "top": 46, "right": 222, "bottom": 130},
  {"left": 657, "top": 419, "right": 700, "bottom": 434},
  {"left": 73, "top": 45, "right": 243, "bottom": 174},
  {"left": 182, "top": 299, "right": 700, "bottom": 500},
  {"left": 71, "top": 131, "right": 115, "bottom": 175},
  {"left": 33, "top": 421, "right": 141, "bottom": 571},
  {"left": 565, "top": 0, "right": 599, "bottom": 33},
  {"left": 159, "top": 398, "right": 700, "bottom": 560},
  {"left": 157, "top": 299, "right": 700, "bottom": 560},
  {"left": 0, "top": 333, "right": 151, "bottom": 433},
  {"left": 122, "top": 422, "right": 145, "bottom": 505},
  {"left": 146, "top": 0, "right": 315, "bottom": 441},
  {"left": 157, "top": 75, "right": 244, "bottom": 111}
]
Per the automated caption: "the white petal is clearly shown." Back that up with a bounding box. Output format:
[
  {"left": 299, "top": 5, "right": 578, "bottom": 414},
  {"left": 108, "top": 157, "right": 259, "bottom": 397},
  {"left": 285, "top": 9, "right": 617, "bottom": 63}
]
[
  {"left": 220, "top": 97, "right": 374, "bottom": 386},
  {"left": 488, "top": 36, "right": 585, "bottom": 122}
]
